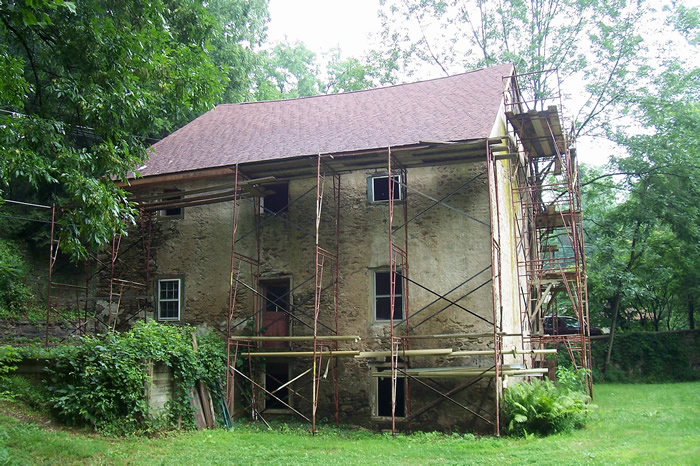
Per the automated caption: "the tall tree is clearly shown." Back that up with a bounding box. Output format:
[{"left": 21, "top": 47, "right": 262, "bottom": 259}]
[
  {"left": 377, "top": 0, "right": 665, "bottom": 137},
  {"left": 0, "top": 0, "right": 268, "bottom": 258}
]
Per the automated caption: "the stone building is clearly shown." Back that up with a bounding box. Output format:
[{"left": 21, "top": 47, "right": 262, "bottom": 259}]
[{"left": 119, "top": 63, "right": 589, "bottom": 433}]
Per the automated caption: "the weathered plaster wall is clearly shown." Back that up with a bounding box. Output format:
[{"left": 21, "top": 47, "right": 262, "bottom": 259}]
[{"left": 117, "top": 155, "right": 522, "bottom": 432}]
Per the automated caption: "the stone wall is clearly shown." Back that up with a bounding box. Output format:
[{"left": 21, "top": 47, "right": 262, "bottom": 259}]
[{"left": 116, "top": 156, "right": 522, "bottom": 432}]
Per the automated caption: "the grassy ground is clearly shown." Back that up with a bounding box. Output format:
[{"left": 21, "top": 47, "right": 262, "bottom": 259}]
[{"left": 1, "top": 382, "right": 699, "bottom": 465}]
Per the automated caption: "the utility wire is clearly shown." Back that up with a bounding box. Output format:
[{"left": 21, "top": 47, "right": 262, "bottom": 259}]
[{"left": 0, "top": 107, "right": 162, "bottom": 144}]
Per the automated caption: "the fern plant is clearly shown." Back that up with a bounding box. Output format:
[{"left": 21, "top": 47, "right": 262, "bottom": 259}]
[{"left": 503, "top": 367, "right": 590, "bottom": 436}]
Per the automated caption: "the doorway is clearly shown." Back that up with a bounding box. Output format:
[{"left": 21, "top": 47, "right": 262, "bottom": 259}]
[{"left": 261, "top": 279, "right": 290, "bottom": 348}]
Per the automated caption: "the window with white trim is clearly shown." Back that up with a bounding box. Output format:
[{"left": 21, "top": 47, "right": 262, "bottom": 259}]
[
  {"left": 374, "top": 270, "right": 403, "bottom": 321},
  {"left": 157, "top": 278, "right": 182, "bottom": 321},
  {"left": 368, "top": 174, "right": 402, "bottom": 203}
]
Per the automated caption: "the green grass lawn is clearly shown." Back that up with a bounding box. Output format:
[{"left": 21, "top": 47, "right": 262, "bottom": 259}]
[{"left": 2, "top": 382, "right": 699, "bottom": 465}]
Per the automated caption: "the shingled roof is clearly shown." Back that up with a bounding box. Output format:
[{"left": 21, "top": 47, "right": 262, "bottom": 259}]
[{"left": 140, "top": 63, "right": 514, "bottom": 178}]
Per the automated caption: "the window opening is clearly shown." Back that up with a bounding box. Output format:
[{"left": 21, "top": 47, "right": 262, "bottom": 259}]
[
  {"left": 376, "top": 370, "right": 405, "bottom": 417},
  {"left": 263, "top": 183, "right": 289, "bottom": 214},
  {"left": 374, "top": 270, "right": 403, "bottom": 321},
  {"left": 160, "top": 189, "right": 183, "bottom": 218},
  {"left": 157, "top": 278, "right": 181, "bottom": 321},
  {"left": 265, "top": 362, "right": 290, "bottom": 410},
  {"left": 369, "top": 175, "right": 402, "bottom": 202}
]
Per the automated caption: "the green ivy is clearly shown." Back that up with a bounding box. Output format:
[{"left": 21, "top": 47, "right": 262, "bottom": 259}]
[
  {"left": 591, "top": 331, "right": 700, "bottom": 383},
  {"left": 44, "top": 321, "right": 226, "bottom": 434}
]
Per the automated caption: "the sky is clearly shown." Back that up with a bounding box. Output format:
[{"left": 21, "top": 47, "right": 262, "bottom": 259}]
[
  {"left": 266, "top": 0, "right": 616, "bottom": 165},
  {"left": 265, "top": 0, "right": 698, "bottom": 166},
  {"left": 267, "top": 0, "right": 381, "bottom": 59}
]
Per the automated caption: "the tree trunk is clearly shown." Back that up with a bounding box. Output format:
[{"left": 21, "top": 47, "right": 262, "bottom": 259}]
[
  {"left": 689, "top": 295, "right": 695, "bottom": 330},
  {"left": 604, "top": 294, "right": 622, "bottom": 373}
]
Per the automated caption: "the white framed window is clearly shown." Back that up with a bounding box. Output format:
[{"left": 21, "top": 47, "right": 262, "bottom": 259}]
[
  {"left": 374, "top": 368, "right": 406, "bottom": 418},
  {"left": 157, "top": 278, "right": 182, "bottom": 321},
  {"left": 368, "top": 174, "right": 402, "bottom": 203},
  {"left": 373, "top": 269, "right": 403, "bottom": 321}
]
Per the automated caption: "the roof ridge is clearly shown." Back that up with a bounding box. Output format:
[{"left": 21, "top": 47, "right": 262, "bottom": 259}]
[{"left": 218, "top": 63, "right": 514, "bottom": 108}]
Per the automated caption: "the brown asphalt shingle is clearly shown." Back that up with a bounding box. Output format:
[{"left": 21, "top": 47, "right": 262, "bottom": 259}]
[{"left": 140, "top": 63, "right": 513, "bottom": 177}]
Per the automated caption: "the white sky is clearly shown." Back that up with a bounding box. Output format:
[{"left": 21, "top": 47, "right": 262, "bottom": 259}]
[{"left": 267, "top": 0, "right": 382, "bottom": 58}]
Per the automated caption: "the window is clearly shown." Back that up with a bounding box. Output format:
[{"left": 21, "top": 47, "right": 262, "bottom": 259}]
[
  {"left": 157, "top": 278, "right": 182, "bottom": 321},
  {"left": 374, "top": 270, "right": 403, "bottom": 321},
  {"left": 160, "top": 189, "right": 183, "bottom": 218},
  {"left": 368, "top": 175, "right": 402, "bottom": 202},
  {"left": 264, "top": 362, "right": 291, "bottom": 411},
  {"left": 375, "top": 370, "right": 406, "bottom": 417},
  {"left": 263, "top": 183, "right": 289, "bottom": 215}
]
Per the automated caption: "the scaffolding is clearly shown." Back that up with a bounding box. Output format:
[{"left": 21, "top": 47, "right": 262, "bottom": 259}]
[
  {"left": 505, "top": 69, "right": 593, "bottom": 394},
  {"left": 221, "top": 129, "right": 556, "bottom": 435},
  {"left": 5, "top": 67, "right": 591, "bottom": 433}
]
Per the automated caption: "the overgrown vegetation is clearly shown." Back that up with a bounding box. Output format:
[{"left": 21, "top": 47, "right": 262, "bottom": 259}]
[
  {"left": 591, "top": 331, "right": 700, "bottom": 383},
  {"left": 0, "top": 239, "right": 33, "bottom": 319},
  {"left": 0, "top": 345, "right": 20, "bottom": 400},
  {"left": 503, "top": 367, "right": 591, "bottom": 437},
  {"left": 43, "top": 322, "right": 225, "bottom": 435}
]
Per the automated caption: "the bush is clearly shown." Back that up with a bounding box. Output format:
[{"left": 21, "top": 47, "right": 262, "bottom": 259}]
[
  {"left": 591, "top": 331, "right": 699, "bottom": 383},
  {"left": 0, "top": 239, "right": 33, "bottom": 319},
  {"left": 503, "top": 367, "right": 590, "bottom": 436},
  {"left": 44, "top": 321, "right": 226, "bottom": 434}
]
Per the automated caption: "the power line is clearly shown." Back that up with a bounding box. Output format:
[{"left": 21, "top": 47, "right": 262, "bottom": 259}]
[
  {"left": 0, "top": 108, "right": 163, "bottom": 144},
  {"left": 0, "top": 213, "right": 52, "bottom": 224}
]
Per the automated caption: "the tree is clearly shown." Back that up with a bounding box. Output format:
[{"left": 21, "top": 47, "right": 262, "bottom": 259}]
[
  {"left": 377, "top": 0, "right": 676, "bottom": 137},
  {"left": 252, "top": 41, "right": 398, "bottom": 101},
  {"left": 323, "top": 48, "right": 398, "bottom": 94},
  {"left": 581, "top": 57, "right": 699, "bottom": 367},
  {"left": 0, "top": 0, "right": 268, "bottom": 259},
  {"left": 253, "top": 40, "right": 323, "bottom": 100}
]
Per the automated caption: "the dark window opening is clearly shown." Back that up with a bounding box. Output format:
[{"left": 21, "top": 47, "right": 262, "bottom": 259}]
[
  {"left": 263, "top": 282, "right": 290, "bottom": 313},
  {"left": 377, "top": 373, "right": 405, "bottom": 417},
  {"left": 371, "top": 175, "right": 402, "bottom": 202},
  {"left": 374, "top": 270, "right": 403, "bottom": 320},
  {"left": 264, "top": 183, "right": 289, "bottom": 214},
  {"left": 265, "top": 362, "right": 290, "bottom": 410},
  {"left": 161, "top": 189, "right": 183, "bottom": 218}
]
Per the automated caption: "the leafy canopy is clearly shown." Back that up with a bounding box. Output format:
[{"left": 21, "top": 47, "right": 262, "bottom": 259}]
[{"left": 0, "top": 0, "right": 268, "bottom": 259}]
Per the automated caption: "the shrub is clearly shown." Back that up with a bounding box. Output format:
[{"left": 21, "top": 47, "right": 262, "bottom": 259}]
[
  {"left": 44, "top": 321, "right": 226, "bottom": 434},
  {"left": 503, "top": 367, "right": 590, "bottom": 436},
  {"left": 0, "top": 239, "right": 33, "bottom": 319},
  {"left": 591, "top": 331, "right": 699, "bottom": 383}
]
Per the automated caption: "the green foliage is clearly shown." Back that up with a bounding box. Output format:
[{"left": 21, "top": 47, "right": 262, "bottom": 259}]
[
  {"left": 584, "top": 60, "right": 700, "bottom": 336},
  {"left": 0, "top": 238, "right": 33, "bottom": 318},
  {"left": 503, "top": 367, "right": 590, "bottom": 436},
  {"left": 44, "top": 321, "right": 226, "bottom": 434},
  {"left": 0, "top": 345, "right": 21, "bottom": 402},
  {"left": 0, "top": 345, "right": 20, "bottom": 378},
  {"left": 2, "top": 375, "right": 50, "bottom": 408},
  {"left": 591, "top": 331, "right": 700, "bottom": 383},
  {"left": 0, "top": 0, "right": 269, "bottom": 260}
]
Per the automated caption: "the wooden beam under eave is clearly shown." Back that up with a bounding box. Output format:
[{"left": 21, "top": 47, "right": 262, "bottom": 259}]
[
  {"left": 120, "top": 166, "right": 239, "bottom": 188},
  {"left": 529, "top": 110, "right": 553, "bottom": 157}
]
